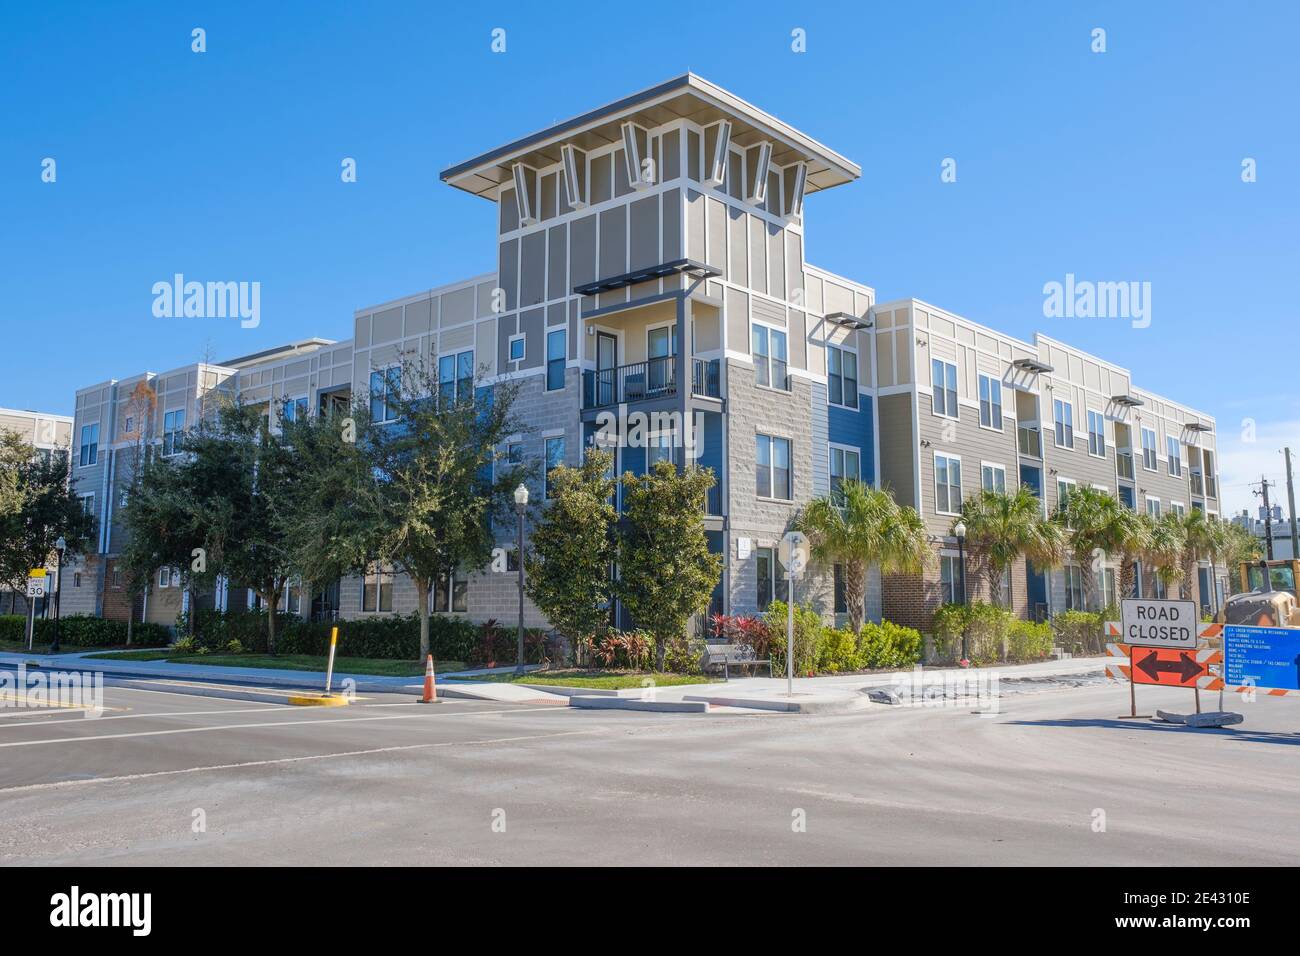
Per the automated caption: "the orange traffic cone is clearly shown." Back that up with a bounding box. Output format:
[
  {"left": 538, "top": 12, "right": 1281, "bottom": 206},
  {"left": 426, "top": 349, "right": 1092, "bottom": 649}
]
[{"left": 418, "top": 654, "right": 438, "bottom": 704}]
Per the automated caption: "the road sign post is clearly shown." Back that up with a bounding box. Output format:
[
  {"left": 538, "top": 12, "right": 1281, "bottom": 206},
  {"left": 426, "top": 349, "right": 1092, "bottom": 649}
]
[
  {"left": 25, "top": 569, "right": 47, "bottom": 651},
  {"left": 779, "top": 531, "right": 809, "bottom": 697}
]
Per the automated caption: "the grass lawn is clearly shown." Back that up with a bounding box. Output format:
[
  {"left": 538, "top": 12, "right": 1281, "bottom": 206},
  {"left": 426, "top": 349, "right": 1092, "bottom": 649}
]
[
  {"left": 0, "top": 640, "right": 100, "bottom": 656},
  {"left": 447, "top": 668, "right": 714, "bottom": 690},
  {"left": 82, "top": 651, "right": 463, "bottom": 678}
]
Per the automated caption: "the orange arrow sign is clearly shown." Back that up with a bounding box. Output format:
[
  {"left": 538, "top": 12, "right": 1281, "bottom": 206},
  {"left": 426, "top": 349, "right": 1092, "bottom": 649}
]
[{"left": 1131, "top": 647, "right": 1209, "bottom": 687}]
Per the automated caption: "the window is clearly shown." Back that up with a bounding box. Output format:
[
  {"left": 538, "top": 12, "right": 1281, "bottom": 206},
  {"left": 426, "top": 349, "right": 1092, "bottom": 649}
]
[
  {"left": 282, "top": 396, "right": 309, "bottom": 423},
  {"left": 1087, "top": 410, "right": 1106, "bottom": 457},
  {"left": 834, "top": 564, "right": 847, "bottom": 614},
  {"left": 286, "top": 579, "right": 301, "bottom": 616},
  {"left": 158, "top": 567, "right": 172, "bottom": 588},
  {"left": 73, "top": 572, "right": 81, "bottom": 588},
  {"left": 112, "top": 568, "right": 122, "bottom": 588},
  {"left": 544, "top": 436, "right": 565, "bottom": 498},
  {"left": 1146, "top": 496, "right": 1161, "bottom": 518},
  {"left": 978, "top": 374, "right": 1002, "bottom": 429},
  {"left": 1154, "top": 574, "right": 1167, "bottom": 599},
  {"left": 829, "top": 444, "right": 861, "bottom": 494},
  {"left": 931, "top": 359, "right": 958, "bottom": 418},
  {"left": 367, "top": 366, "right": 397, "bottom": 423},
  {"left": 1063, "top": 565, "right": 1085, "bottom": 611},
  {"left": 508, "top": 333, "right": 525, "bottom": 363},
  {"left": 752, "top": 325, "right": 788, "bottom": 390},
  {"left": 1099, "top": 567, "right": 1117, "bottom": 609},
  {"left": 1119, "top": 485, "right": 1136, "bottom": 510},
  {"left": 78, "top": 423, "right": 99, "bottom": 467},
  {"left": 433, "top": 570, "right": 468, "bottom": 613},
  {"left": 980, "top": 463, "right": 1006, "bottom": 493},
  {"left": 1053, "top": 399, "right": 1074, "bottom": 448},
  {"left": 1141, "top": 427, "right": 1158, "bottom": 471},
  {"left": 507, "top": 442, "right": 523, "bottom": 465},
  {"left": 1167, "top": 435, "right": 1182, "bottom": 477},
  {"left": 123, "top": 416, "right": 134, "bottom": 435},
  {"left": 546, "top": 329, "right": 566, "bottom": 391},
  {"left": 438, "top": 350, "right": 475, "bottom": 403},
  {"left": 827, "top": 345, "right": 858, "bottom": 409},
  {"left": 79, "top": 493, "right": 95, "bottom": 517},
  {"left": 1171, "top": 501, "right": 1186, "bottom": 519},
  {"left": 934, "top": 453, "right": 962, "bottom": 514},
  {"left": 362, "top": 564, "right": 393, "bottom": 612},
  {"left": 939, "top": 555, "right": 964, "bottom": 604},
  {"left": 755, "top": 547, "right": 788, "bottom": 612},
  {"left": 1057, "top": 478, "right": 1076, "bottom": 512},
  {"left": 162, "top": 409, "right": 185, "bottom": 456},
  {"left": 120, "top": 488, "right": 129, "bottom": 508},
  {"left": 647, "top": 430, "right": 675, "bottom": 470},
  {"left": 756, "top": 434, "right": 792, "bottom": 500}
]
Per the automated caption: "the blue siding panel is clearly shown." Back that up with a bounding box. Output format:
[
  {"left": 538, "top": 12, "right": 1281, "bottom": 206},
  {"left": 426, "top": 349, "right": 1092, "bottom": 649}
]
[
  {"left": 826, "top": 393, "right": 875, "bottom": 486},
  {"left": 811, "top": 382, "right": 830, "bottom": 496}
]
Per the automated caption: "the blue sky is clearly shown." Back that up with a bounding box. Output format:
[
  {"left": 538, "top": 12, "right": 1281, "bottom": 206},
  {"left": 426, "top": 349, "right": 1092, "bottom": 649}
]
[{"left": 2, "top": 0, "right": 1296, "bottom": 516}]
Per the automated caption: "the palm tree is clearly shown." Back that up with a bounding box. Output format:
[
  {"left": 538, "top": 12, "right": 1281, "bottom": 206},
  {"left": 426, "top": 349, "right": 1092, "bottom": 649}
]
[
  {"left": 1053, "top": 485, "right": 1122, "bottom": 610},
  {"left": 1145, "top": 513, "right": 1186, "bottom": 597},
  {"left": 1110, "top": 508, "right": 1153, "bottom": 604},
  {"left": 953, "top": 487, "right": 1064, "bottom": 606},
  {"left": 797, "top": 479, "right": 930, "bottom": 634},
  {"left": 1176, "top": 508, "right": 1214, "bottom": 605}
]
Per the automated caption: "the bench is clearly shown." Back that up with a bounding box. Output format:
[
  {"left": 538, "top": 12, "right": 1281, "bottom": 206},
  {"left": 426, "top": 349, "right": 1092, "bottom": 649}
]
[{"left": 701, "top": 644, "right": 772, "bottom": 681}]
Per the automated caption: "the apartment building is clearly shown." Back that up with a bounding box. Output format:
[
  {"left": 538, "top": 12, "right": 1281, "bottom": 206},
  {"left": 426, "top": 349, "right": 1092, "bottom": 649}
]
[
  {"left": 65, "top": 73, "right": 1224, "bottom": 634},
  {"left": 0, "top": 407, "right": 73, "bottom": 615}
]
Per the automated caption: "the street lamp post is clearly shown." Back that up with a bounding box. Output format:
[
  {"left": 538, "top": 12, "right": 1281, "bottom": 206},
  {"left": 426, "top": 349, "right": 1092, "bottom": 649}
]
[
  {"left": 52, "top": 536, "right": 66, "bottom": 654},
  {"left": 954, "top": 520, "right": 968, "bottom": 667},
  {"left": 514, "top": 483, "right": 529, "bottom": 675}
]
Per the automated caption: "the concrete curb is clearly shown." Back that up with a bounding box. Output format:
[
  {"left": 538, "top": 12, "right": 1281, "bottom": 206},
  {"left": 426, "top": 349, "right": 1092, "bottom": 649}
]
[
  {"left": 682, "top": 694, "right": 871, "bottom": 714},
  {"left": 569, "top": 696, "right": 709, "bottom": 713}
]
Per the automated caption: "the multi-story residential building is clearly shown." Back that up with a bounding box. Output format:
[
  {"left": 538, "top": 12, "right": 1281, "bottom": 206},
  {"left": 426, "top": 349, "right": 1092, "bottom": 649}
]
[
  {"left": 65, "top": 74, "right": 1225, "bottom": 634},
  {"left": 0, "top": 406, "right": 73, "bottom": 615}
]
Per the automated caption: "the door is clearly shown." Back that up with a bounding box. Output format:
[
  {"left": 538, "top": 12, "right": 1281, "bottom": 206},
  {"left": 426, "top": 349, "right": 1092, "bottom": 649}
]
[
  {"left": 597, "top": 332, "right": 617, "bottom": 406},
  {"left": 646, "top": 325, "right": 677, "bottom": 395}
]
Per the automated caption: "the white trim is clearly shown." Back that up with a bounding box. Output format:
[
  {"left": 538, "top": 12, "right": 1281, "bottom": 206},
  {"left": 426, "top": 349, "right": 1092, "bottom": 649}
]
[{"left": 933, "top": 450, "right": 963, "bottom": 516}]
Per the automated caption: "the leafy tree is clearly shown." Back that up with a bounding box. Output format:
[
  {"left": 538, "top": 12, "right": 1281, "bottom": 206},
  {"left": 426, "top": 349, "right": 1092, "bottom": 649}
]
[
  {"left": 798, "top": 479, "right": 931, "bottom": 633},
  {"left": 1053, "top": 485, "right": 1122, "bottom": 610},
  {"left": 0, "top": 449, "right": 95, "bottom": 602},
  {"left": 363, "top": 360, "right": 527, "bottom": 659},
  {"left": 0, "top": 430, "right": 30, "bottom": 519},
  {"left": 1222, "top": 520, "right": 1262, "bottom": 592},
  {"left": 951, "top": 487, "right": 1063, "bottom": 608},
  {"left": 616, "top": 460, "right": 722, "bottom": 670},
  {"left": 116, "top": 381, "right": 159, "bottom": 642},
  {"left": 524, "top": 447, "right": 616, "bottom": 657}
]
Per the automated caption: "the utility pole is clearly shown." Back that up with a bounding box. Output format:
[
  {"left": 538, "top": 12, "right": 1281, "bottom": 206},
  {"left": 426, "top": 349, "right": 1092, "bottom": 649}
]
[
  {"left": 1254, "top": 476, "right": 1276, "bottom": 560},
  {"left": 1284, "top": 448, "right": 1299, "bottom": 560}
]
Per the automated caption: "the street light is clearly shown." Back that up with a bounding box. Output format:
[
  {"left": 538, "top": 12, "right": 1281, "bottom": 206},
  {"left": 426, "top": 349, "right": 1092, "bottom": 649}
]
[
  {"left": 953, "top": 520, "right": 968, "bottom": 667},
  {"left": 52, "top": 536, "right": 66, "bottom": 654},
  {"left": 513, "top": 483, "right": 529, "bottom": 674}
]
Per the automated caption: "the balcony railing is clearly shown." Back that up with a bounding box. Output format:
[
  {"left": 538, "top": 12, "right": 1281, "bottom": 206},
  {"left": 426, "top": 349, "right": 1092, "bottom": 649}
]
[
  {"left": 583, "top": 355, "right": 722, "bottom": 409},
  {"left": 1190, "top": 471, "right": 1204, "bottom": 496},
  {"left": 1116, "top": 452, "right": 1135, "bottom": 481},
  {"left": 1205, "top": 474, "right": 1217, "bottom": 498},
  {"left": 1017, "top": 425, "right": 1042, "bottom": 458}
]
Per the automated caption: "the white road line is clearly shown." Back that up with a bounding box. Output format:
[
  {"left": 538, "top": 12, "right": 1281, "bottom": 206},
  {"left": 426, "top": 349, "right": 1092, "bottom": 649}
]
[
  {"left": 0, "top": 705, "right": 566, "bottom": 748},
  {"left": 0, "top": 699, "right": 429, "bottom": 729},
  {"left": 0, "top": 729, "right": 602, "bottom": 795}
]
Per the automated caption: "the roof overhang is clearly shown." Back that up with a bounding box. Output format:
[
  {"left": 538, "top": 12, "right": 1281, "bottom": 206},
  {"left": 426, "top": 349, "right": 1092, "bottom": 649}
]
[
  {"left": 573, "top": 258, "right": 720, "bottom": 297},
  {"left": 825, "top": 311, "right": 872, "bottom": 331},
  {"left": 1012, "top": 357, "right": 1054, "bottom": 374},
  {"left": 1185, "top": 421, "right": 1214, "bottom": 432},
  {"left": 441, "top": 73, "right": 860, "bottom": 200},
  {"left": 1111, "top": 394, "right": 1145, "bottom": 408}
]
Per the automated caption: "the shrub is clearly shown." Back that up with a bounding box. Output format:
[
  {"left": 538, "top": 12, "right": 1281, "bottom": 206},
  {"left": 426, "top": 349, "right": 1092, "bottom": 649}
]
[
  {"left": 1006, "top": 619, "right": 1054, "bottom": 662},
  {"left": 764, "top": 601, "right": 824, "bottom": 675},
  {"left": 187, "top": 610, "right": 480, "bottom": 661},
  {"left": 858, "top": 619, "right": 923, "bottom": 670},
  {"left": 662, "top": 634, "right": 706, "bottom": 674},
  {"left": 172, "top": 636, "right": 199, "bottom": 654},
  {"left": 711, "top": 614, "right": 772, "bottom": 658},
  {"left": 930, "top": 603, "right": 970, "bottom": 664},
  {"left": 966, "top": 603, "right": 1013, "bottom": 665},
  {"left": 1051, "top": 610, "right": 1104, "bottom": 656},
  {"left": 467, "top": 619, "right": 550, "bottom": 667},
  {"left": 589, "top": 630, "right": 654, "bottom": 670},
  {"left": 0, "top": 614, "right": 170, "bottom": 648},
  {"left": 818, "top": 627, "right": 858, "bottom": 673}
]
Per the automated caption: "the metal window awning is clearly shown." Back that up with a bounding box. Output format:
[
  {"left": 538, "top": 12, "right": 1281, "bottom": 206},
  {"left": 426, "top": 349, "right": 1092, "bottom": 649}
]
[
  {"left": 825, "top": 311, "right": 872, "bottom": 331},
  {"left": 1111, "top": 394, "right": 1145, "bottom": 408},
  {"left": 1012, "top": 357, "right": 1054, "bottom": 374},
  {"left": 1184, "top": 421, "right": 1213, "bottom": 432},
  {"left": 572, "top": 258, "right": 721, "bottom": 297}
]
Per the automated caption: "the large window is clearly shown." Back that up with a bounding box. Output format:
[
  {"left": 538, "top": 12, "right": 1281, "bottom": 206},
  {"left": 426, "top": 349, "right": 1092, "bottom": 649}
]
[
  {"left": 1087, "top": 410, "right": 1105, "bottom": 457},
  {"left": 433, "top": 570, "right": 468, "bottom": 613},
  {"left": 827, "top": 345, "right": 858, "bottom": 409},
  {"left": 939, "top": 554, "right": 964, "bottom": 604},
  {"left": 1141, "top": 427, "right": 1158, "bottom": 471},
  {"left": 1145, "top": 496, "right": 1161, "bottom": 518},
  {"left": 1063, "top": 565, "right": 1085, "bottom": 611},
  {"left": 544, "top": 435, "right": 565, "bottom": 498},
  {"left": 1053, "top": 399, "right": 1074, "bottom": 449},
  {"left": 1057, "top": 477, "right": 1076, "bottom": 512},
  {"left": 755, "top": 547, "right": 788, "bottom": 612},
  {"left": 757, "top": 434, "right": 792, "bottom": 500},
  {"left": 932, "top": 359, "right": 958, "bottom": 418},
  {"left": 546, "top": 329, "right": 566, "bottom": 391},
  {"left": 362, "top": 563, "right": 393, "bottom": 612},
  {"left": 439, "top": 350, "right": 475, "bottom": 403},
  {"left": 1167, "top": 435, "right": 1182, "bottom": 477},
  {"left": 282, "top": 396, "right": 309, "bottom": 424},
  {"left": 78, "top": 423, "right": 99, "bottom": 467},
  {"left": 369, "top": 366, "right": 400, "bottom": 423},
  {"left": 981, "top": 462, "right": 1006, "bottom": 493},
  {"left": 934, "top": 453, "right": 962, "bottom": 515},
  {"left": 829, "top": 444, "right": 860, "bottom": 494},
  {"left": 978, "top": 374, "right": 1002, "bottom": 429},
  {"left": 162, "top": 409, "right": 185, "bottom": 457},
  {"left": 752, "top": 325, "right": 788, "bottom": 390}
]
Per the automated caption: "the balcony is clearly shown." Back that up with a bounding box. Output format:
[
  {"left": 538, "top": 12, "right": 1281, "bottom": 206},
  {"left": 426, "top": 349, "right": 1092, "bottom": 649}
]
[
  {"left": 1117, "top": 452, "right": 1135, "bottom": 481},
  {"left": 1017, "top": 425, "right": 1042, "bottom": 458},
  {"left": 1190, "top": 471, "right": 1204, "bottom": 496},
  {"left": 583, "top": 356, "right": 721, "bottom": 410}
]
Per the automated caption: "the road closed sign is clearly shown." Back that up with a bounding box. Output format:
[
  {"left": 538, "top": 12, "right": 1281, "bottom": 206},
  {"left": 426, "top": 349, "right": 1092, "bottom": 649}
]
[{"left": 1120, "top": 598, "right": 1198, "bottom": 649}]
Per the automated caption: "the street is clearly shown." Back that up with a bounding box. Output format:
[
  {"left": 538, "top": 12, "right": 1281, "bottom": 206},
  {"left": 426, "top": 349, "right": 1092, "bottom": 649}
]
[{"left": 1, "top": 677, "right": 1296, "bottom": 866}]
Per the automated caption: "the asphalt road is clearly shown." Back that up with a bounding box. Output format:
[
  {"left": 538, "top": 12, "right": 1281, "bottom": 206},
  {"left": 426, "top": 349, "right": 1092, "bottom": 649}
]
[{"left": 1, "top": 676, "right": 1296, "bottom": 865}]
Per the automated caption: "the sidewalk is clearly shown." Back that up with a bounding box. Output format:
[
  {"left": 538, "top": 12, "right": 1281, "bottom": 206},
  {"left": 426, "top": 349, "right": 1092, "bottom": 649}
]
[{"left": 0, "top": 649, "right": 1109, "bottom": 712}]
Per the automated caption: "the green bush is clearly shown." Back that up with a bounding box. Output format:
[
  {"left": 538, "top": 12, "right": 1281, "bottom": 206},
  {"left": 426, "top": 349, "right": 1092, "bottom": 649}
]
[
  {"left": 966, "top": 603, "right": 1013, "bottom": 665},
  {"left": 0, "top": 614, "right": 170, "bottom": 648},
  {"left": 764, "top": 601, "right": 824, "bottom": 675},
  {"left": 1006, "top": 619, "right": 1054, "bottom": 662},
  {"left": 930, "top": 603, "right": 970, "bottom": 664},
  {"left": 858, "top": 619, "right": 923, "bottom": 670},
  {"left": 818, "top": 627, "right": 858, "bottom": 673},
  {"left": 187, "top": 610, "right": 482, "bottom": 661},
  {"left": 1051, "top": 610, "right": 1104, "bottom": 656}
]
